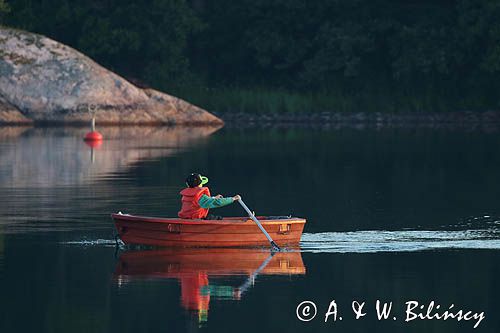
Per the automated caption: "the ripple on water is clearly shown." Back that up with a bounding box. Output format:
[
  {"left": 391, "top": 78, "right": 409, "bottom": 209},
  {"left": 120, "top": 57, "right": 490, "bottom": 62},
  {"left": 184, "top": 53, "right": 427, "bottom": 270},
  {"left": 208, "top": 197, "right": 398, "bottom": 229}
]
[
  {"left": 62, "top": 239, "right": 118, "bottom": 247},
  {"left": 58, "top": 228, "right": 500, "bottom": 254},
  {"left": 300, "top": 228, "right": 500, "bottom": 253}
]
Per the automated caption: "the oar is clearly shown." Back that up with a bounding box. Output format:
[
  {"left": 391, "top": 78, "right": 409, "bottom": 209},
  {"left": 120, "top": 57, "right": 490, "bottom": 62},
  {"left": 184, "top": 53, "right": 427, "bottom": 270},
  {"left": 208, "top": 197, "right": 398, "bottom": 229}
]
[
  {"left": 238, "top": 199, "right": 281, "bottom": 251},
  {"left": 236, "top": 252, "right": 275, "bottom": 297}
]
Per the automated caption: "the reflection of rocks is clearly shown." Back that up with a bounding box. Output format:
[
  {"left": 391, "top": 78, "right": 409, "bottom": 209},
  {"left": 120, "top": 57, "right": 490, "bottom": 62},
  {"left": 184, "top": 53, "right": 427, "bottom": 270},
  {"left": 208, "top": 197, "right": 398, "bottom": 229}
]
[
  {"left": 0, "top": 126, "right": 221, "bottom": 187},
  {"left": 0, "top": 27, "right": 222, "bottom": 125},
  {"left": 0, "top": 125, "right": 30, "bottom": 138}
]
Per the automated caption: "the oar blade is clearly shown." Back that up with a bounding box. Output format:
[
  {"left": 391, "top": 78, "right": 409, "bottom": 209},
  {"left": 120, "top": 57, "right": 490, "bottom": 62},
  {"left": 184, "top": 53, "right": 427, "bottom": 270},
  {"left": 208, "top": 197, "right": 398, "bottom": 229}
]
[{"left": 270, "top": 240, "right": 281, "bottom": 252}]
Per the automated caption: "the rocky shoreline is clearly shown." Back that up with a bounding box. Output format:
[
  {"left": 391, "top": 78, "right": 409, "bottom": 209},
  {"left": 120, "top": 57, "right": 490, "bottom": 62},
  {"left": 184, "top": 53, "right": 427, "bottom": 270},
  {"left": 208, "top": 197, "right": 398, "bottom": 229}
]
[
  {"left": 2, "top": 27, "right": 499, "bottom": 128},
  {"left": 213, "top": 110, "right": 500, "bottom": 128},
  {"left": 0, "top": 27, "right": 222, "bottom": 125}
]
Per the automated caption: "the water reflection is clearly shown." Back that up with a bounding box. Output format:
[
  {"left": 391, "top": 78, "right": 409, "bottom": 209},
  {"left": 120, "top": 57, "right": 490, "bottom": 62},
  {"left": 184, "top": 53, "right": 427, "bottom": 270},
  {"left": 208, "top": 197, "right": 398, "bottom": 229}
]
[
  {"left": 0, "top": 126, "right": 221, "bottom": 233},
  {"left": 114, "top": 248, "right": 306, "bottom": 325},
  {"left": 0, "top": 227, "right": 3, "bottom": 277},
  {"left": 0, "top": 126, "right": 499, "bottom": 333},
  {"left": 0, "top": 126, "right": 221, "bottom": 187}
]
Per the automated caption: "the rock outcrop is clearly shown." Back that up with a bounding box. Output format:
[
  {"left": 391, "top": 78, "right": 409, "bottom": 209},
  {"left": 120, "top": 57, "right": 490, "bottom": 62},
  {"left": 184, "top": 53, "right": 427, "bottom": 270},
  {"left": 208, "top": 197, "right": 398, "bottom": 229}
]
[
  {"left": 0, "top": 27, "right": 222, "bottom": 125},
  {"left": 0, "top": 94, "right": 32, "bottom": 123}
]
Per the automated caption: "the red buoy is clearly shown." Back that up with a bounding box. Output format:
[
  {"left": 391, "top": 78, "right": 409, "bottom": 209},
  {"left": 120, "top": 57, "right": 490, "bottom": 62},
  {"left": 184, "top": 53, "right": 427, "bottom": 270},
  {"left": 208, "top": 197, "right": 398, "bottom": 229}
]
[
  {"left": 84, "top": 131, "right": 103, "bottom": 141},
  {"left": 83, "top": 115, "right": 103, "bottom": 143},
  {"left": 84, "top": 136, "right": 103, "bottom": 148}
]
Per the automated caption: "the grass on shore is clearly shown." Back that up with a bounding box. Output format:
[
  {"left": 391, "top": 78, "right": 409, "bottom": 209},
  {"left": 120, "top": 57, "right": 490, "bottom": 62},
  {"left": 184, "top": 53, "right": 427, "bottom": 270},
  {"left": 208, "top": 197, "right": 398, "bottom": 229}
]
[{"left": 169, "top": 85, "right": 499, "bottom": 114}]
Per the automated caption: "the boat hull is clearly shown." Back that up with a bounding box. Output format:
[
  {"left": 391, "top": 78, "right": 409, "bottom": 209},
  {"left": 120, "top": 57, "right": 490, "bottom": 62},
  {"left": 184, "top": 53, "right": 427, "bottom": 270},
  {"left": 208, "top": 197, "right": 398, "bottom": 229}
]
[{"left": 112, "top": 213, "right": 306, "bottom": 247}]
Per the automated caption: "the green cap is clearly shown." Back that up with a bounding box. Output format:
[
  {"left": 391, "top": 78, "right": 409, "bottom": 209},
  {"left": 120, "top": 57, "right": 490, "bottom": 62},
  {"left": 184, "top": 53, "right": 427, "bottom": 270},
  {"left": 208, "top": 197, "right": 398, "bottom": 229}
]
[{"left": 200, "top": 175, "right": 209, "bottom": 185}]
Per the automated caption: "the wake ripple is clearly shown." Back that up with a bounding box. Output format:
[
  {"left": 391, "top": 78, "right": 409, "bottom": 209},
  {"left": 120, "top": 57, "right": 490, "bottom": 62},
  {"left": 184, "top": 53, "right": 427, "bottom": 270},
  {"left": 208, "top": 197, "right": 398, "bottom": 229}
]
[
  {"left": 62, "top": 229, "right": 500, "bottom": 253},
  {"left": 300, "top": 229, "right": 500, "bottom": 253},
  {"left": 62, "top": 239, "right": 118, "bottom": 247}
]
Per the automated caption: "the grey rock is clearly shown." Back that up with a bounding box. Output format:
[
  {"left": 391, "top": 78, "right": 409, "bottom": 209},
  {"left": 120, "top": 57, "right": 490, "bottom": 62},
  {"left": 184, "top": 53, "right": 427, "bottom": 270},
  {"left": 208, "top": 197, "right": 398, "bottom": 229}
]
[
  {"left": 0, "top": 27, "right": 222, "bottom": 125},
  {"left": 0, "top": 94, "right": 31, "bottom": 124}
]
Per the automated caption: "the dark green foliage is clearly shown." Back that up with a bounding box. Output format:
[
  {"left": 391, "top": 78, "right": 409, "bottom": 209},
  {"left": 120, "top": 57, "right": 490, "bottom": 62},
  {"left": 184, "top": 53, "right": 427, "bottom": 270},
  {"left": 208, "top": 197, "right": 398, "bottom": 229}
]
[
  {"left": 0, "top": 0, "right": 9, "bottom": 19},
  {"left": 4, "top": 0, "right": 500, "bottom": 112},
  {"left": 191, "top": 0, "right": 500, "bottom": 89},
  {"left": 6, "top": 0, "right": 201, "bottom": 86}
]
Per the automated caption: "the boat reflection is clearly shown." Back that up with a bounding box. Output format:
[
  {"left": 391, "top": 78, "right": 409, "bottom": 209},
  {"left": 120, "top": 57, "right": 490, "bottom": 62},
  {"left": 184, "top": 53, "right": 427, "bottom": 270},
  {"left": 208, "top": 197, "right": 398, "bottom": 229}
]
[{"left": 114, "top": 248, "right": 306, "bottom": 325}]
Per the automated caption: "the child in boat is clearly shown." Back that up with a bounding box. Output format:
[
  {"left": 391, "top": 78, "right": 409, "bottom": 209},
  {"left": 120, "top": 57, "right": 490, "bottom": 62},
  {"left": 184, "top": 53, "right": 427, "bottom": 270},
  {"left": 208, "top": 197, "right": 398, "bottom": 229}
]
[{"left": 178, "top": 173, "right": 241, "bottom": 219}]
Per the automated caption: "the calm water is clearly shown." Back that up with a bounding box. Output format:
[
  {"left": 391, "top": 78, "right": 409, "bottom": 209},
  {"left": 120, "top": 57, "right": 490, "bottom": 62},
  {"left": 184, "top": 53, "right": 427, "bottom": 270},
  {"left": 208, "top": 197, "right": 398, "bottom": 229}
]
[{"left": 0, "top": 125, "right": 499, "bottom": 333}]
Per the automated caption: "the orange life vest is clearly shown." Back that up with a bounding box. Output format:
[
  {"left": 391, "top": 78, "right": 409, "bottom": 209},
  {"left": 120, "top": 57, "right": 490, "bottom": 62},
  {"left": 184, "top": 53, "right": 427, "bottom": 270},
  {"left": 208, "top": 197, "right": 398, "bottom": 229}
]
[{"left": 178, "top": 187, "right": 211, "bottom": 219}]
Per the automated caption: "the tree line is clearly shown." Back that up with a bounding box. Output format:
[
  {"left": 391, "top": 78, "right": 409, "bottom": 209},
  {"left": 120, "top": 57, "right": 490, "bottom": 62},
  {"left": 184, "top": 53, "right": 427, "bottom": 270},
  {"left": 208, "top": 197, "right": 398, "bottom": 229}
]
[{"left": 1, "top": 0, "right": 500, "bottom": 109}]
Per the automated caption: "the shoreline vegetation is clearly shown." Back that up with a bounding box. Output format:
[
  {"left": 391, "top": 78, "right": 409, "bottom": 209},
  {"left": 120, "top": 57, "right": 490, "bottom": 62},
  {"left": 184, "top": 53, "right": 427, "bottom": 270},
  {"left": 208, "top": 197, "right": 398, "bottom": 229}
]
[
  {"left": 2, "top": 110, "right": 500, "bottom": 128},
  {"left": 2, "top": 1, "right": 500, "bottom": 120},
  {"left": 170, "top": 85, "right": 500, "bottom": 115},
  {"left": 171, "top": 85, "right": 500, "bottom": 126},
  {"left": 213, "top": 110, "right": 500, "bottom": 129}
]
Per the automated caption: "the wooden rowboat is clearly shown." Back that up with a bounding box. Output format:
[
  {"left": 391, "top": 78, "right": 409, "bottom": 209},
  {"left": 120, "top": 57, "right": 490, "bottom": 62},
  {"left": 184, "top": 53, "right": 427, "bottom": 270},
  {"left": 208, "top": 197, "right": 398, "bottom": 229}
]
[{"left": 112, "top": 213, "right": 306, "bottom": 247}]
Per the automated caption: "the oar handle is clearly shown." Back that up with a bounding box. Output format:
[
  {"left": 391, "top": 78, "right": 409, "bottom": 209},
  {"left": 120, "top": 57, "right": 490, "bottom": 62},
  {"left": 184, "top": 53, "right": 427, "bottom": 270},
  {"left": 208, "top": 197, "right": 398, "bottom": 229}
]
[
  {"left": 238, "top": 198, "right": 280, "bottom": 251},
  {"left": 237, "top": 198, "right": 254, "bottom": 217}
]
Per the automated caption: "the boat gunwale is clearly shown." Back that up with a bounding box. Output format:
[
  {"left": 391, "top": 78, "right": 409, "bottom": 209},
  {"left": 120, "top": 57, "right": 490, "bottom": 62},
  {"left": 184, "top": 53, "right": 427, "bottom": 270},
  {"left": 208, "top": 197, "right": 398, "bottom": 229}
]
[{"left": 111, "top": 213, "right": 306, "bottom": 226}]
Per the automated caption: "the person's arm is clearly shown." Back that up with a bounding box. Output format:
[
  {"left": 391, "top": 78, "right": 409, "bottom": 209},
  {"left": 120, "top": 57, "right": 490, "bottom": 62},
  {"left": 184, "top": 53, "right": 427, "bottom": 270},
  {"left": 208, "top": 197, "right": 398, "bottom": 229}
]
[{"left": 198, "top": 194, "right": 234, "bottom": 209}]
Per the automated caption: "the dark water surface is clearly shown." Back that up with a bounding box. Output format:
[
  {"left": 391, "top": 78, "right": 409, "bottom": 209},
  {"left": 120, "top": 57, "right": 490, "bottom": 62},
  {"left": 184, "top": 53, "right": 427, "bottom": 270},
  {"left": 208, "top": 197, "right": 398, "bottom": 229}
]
[{"left": 0, "top": 125, "right": 499, "bottom": 333}]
